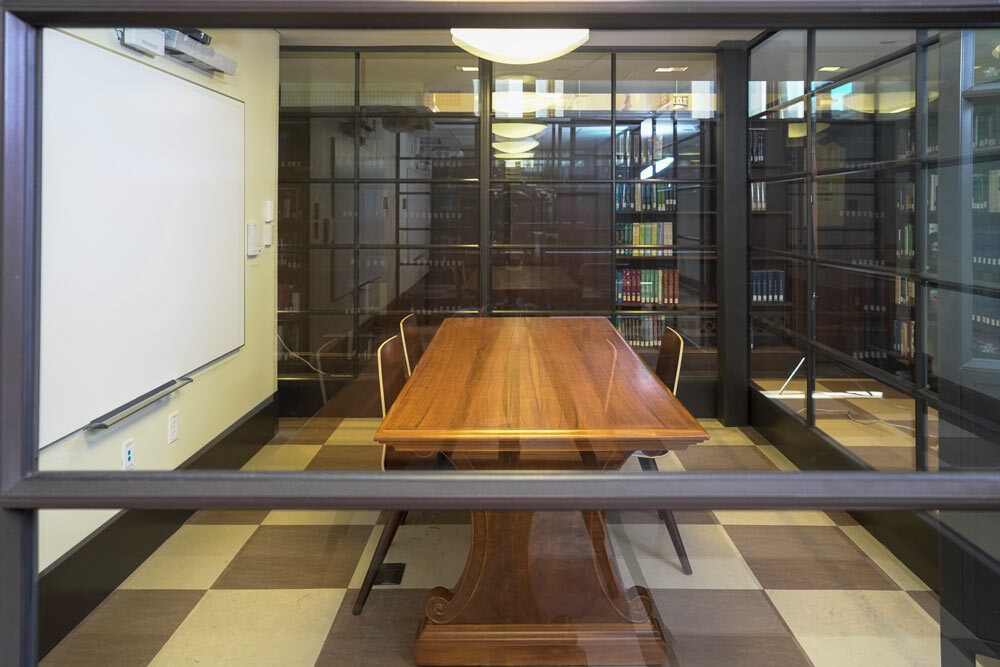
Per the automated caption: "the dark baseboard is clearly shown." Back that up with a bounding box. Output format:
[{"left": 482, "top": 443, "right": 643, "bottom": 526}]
[
  {"left": 749, "top": 389, "right": 941, "bottom": 591},
  {"left": 37, "top": 394, "right": 277, "bottom": 659}
]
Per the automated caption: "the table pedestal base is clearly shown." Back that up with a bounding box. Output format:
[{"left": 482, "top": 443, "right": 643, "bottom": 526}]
[{"left": 413, "top": 510, "right": 667, "bottom": 667}]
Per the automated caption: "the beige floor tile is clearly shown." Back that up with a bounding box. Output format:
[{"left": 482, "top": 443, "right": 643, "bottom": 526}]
[
  {"left": 610, "top": 523, "right": 762, "bottom": 590},
  {"left": 148, "top": 589, "right": 343, "bottom": 667},
  {"left": 262, "top": 510, "right": 381, "bottom": 526},
  {"left": 816, "top": 419, "right": 913, "bottom": 447},
  {"left": 845, "top": 398, "right": 916, "bottom": 422},
  {"left": 377, "top": 524, "right": 471, "bottom": 589},
  {"left": 324, "top": 418, "right": 382, "bottom": 446},
  {"left": 241, "top": 444, "right": 321, "bottom": 471},
  {"left": 698, "top": 427, "right": 757, "bottom": 446},
  {"left": 768, "top": 590, "right": 939, "bottom": 667},
  {"left": 713, "top": 510, "right": 835, "bottom": 526},
  {"left": 840, "top": 525, "right": 932, "bottom": 592},
  {"left": 757, "top": 444, "right": 799, "bottom": 471},
  {"left": 119, "top": 525, "right": 256, "bottom": 590},
  {"left": 977, "top": 656, "right": 1000, "bottom": 667},
  {"left": 348, "top": 524, "right": 385, "bottom": 589}
]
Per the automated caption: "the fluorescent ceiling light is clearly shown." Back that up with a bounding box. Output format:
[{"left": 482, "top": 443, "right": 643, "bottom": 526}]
[
  {"left": 492, "top": 122, "right": 547, "bottom": 139},
  {"left": 450, "top": 28, "right": 589, "bottom": 65},
  {"left": 456, "top": 65, "right": 479, "bottom": 72},
  {"left": 492, "top": 139, "right": 539, "bottom": 153},
  {"left": 495, "top": 152, "right": 534, "bottom": 160},
  {"left": 639, "top": 156, "right": 676, "bottom": 180},
  {"left": 655, "top": 66, "right": 688, "bottom": 73},
  {"left": 817, "top": 65, "right": 843, "bottom": 72}
]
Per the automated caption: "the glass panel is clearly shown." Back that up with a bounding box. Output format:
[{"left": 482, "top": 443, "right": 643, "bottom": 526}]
[
  {"left": 750, "top": 255, "right": 807, "bottom": 335},
  {"left": 279, "top": 52, "right": 355, "bottom": 109},
  {"left": 279, "top": 117, "right": 355, "bottom": 181},
  {"left": 815, "top": 169, "right": 915, "bottom": 270},
  {"left": 278, "top": 248, "right": 354, "bottom": 312},
  {"left": 399, "top": 183, "right": 479, "bottom": 246},
  {"left": 278, "top": 312, "right": 355, "bottom": 379},
  {"left": 751, "top": 320, "right": 809, "bottom": 409},
  {"left": 974, "top": 29, "right": 1000, "bottom": 86},
  {"left": 816, "top": 265, "right": 916, "bottom": 381},
  {"left": 749, "top": 30, "right": 807, "bottom": 115},
  {"left": 615, "top": 118, "right": 715, "bottom": 181},
  {"left": 490, "top": 248, "right": 611, "bottom": 312},
  {"left": 750, "top": 178, "right": 807, "bottom": 253},
  {"left": 615, "top": 183, "right": 716, "bottom": 246},
  {"left": 814, "top": 353, "right": 923, "bottom": 471},
  {"left": 357, "top": 248, "right": 480, "bottom": 317},
  {"left": 493, "top": 52, "right": 611, "bottom": 119},
  {"left": 615, "top": 313, "right": 717, "bottom": 377},
  {"left": 749, "top": 109, "right": 806, "bottom": 178},
  {"left": 491, "top": 182, "right": 611, "bottom": 246},
  {"left": 615, "top": 250, "right": 717, "bottom": 310},
  {"left": 277, "top": 183, "right": 355, "bottom": 246},
  {"left": 358, "top": 183, "right": 396, "bottom": 244},
  {"left": 490, "top": 120, "right": 611, "bottom": 181},
  {"left": 359, "top": 117, "right": 479, "bottom": 179},
  {"left": 814, "top": 55, "right": 916, "bottom": 171},
  {"left": 926, "top": 43, "right": 940, "bottom": 158},
  {"left": 360, "top": 52, "right": 479, "bottom": 113},
  {"left": 615, "top": 52, "right": 717, "bottom": 118},
  {"left": 927, "top": 283, "right": 1000, "bottom": 397},
  {"left": 812, "top": 29, "right": 916, "bottom": 88}
]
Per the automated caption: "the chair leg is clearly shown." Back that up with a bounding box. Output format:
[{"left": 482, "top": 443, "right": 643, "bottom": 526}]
[
  {"left": 637, "top": 456, "right": 693, "bottom": 575},
  {"left": 353, "top": 510, "right": 405, "bottom": 615}
]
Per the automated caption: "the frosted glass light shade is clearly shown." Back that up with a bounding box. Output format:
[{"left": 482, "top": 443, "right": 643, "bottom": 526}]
[
  {"left": 495, "top": 152, "right": 534, "bottom": 160},
  {"left": 492, "top": 139, "right": 538, "bottom": 153},
  {"left": 450, "top": 29, "right": 590, "bottom": 65},
  {"left": 493, "top": 122, "right": 547, "bottom": 139}
]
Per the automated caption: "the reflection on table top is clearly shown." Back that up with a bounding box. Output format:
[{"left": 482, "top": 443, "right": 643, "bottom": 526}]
[{"left": 375, "top": 316, "right": 708, "bottom": 451}]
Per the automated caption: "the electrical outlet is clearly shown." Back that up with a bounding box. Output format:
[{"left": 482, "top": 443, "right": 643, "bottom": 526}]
[
  {"left": 121, "top": 439, "right": 135, "bottom": 471},
  {"left": 167, "top": 411, "right": 179, "bottom": 444}
]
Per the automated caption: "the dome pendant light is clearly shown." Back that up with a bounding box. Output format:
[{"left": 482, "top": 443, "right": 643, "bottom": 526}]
[{"left": 450, "top": 29, "right": 590, "bottom": 65}]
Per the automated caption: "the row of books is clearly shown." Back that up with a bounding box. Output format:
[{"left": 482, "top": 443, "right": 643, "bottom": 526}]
[
  {"left": 615, "top": 222, "right": 674, "bottom": 255},
  {"left": 614, "top": 314, "right": 679, "bottom": 349},
  {"left": 614, "top": 122, "right": 691, "bottom": 178},
  {"left": 896, "top": 182, "right": 915, "bottom": 213},
  {"left": 615, "top": 182, "right": 678, "bottom": 212},
  {"left": 616, "top": 269, "right": 681, "bottom": 305},
  {"left": 749, "top": 128, "right": 767, "bottom": 166},
  {"left": 893, "top": 319, "right": 915, "bottom": 359},
  {"left": 972, "top": 227, "right": 1000, "bottom": 267},
  {"left": 894, "top": 277, "right": 915, "bottom": 306},
  {"left": 750, "top": 181, "right": 767, "bottom": 212},
  {"left": 896, "top": 225, "right": 915, "bottom": 260},
  {"left": 750, "top": 270, "right": 786, "bottom": 303},
  {"left": 972, "top": 169, "right": 1000, "bottom": 212},
  {"left": 973, "top": 104, "right": 1000, "bottom": 149}
]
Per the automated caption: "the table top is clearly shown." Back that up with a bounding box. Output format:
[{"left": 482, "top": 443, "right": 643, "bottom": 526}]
[{"left": 375, "top": 316, "right": 708, "bottom": 451}]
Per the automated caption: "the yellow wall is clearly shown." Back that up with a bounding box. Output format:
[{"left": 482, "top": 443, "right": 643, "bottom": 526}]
[{"left": 38, "top": 28, "right": 279, "bottom": 571}]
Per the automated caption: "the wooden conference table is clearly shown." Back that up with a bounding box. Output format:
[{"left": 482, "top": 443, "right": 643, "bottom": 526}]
[{"left": 374, "top": 317, "right": 708, "bottom": 666}]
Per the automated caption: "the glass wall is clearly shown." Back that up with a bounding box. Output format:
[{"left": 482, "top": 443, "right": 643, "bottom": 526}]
[{"left": 279, "top": 49, "right": 719, "bottom": 414}]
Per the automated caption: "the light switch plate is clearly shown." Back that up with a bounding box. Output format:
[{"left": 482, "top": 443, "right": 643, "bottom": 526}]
[
  {"left": 247, "top": 223, "right": 260, "bottom": 257},
  {"left": 263, "top": 223, "right": 273, "bottom": 248},
  {"left": 264, "top": 200, "right": 274, "bottom": 222},
  {"left": 167, "top": 411, "right": 179, "bottom": 444}
]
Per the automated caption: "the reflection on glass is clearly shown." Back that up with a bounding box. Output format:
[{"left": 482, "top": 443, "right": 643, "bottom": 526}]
[
  {"left": 277, "top": 183, "right": 355, "bottom": 246},
  {"left": 616, "top": 52, "right": 717, "bottom": 118},
  {"left": 616, "top": 313, "right": 717, "bottom": 376},
  {"left": 815, "top": 169, "right": 915, "bottom": 269},
  {"left": 490, "top": 248, "right": 610, "bottom": 311},
  {"left": 615, "top": 117, "right": 715, "bottom": 181},
  {"left": 399, "top": 183, "right": 479, "bottom": 245},
  {"left": 490, "top": 121, "right": 611, "bottom": 180},
  {"left": 812, "top": 30, "right": 916, "bottom": 88},
  {"left": 750, "top": 179, "right": 807, "bottom": 252},
  {"left": 816, "top": 266, "right": 916, "bottom": 381},
  {"left": 749, "top": 110, "right": 806, "bottom": 177},
  {"left": 358, "top": 248, "right": 480, "bottom": 318},
  {"left": 749, "top": 30, "right": 806, "bottom": 115},
  {"left": 278, "top": 312, "right": 355, "bottom": 380},
  {"left": 751, "top": 321, "right": 808, "bottom": 397},
  {"left": 279, "top": 117, "right": 355, "bottom": 181},
  {"left": 490, "top": 182, "right": 611, "bottom": 246},
  {"left": 279, "top": 52, "right": 355, "bottom": 109},
  {"left": 493, "top": 52, "right": 611, "bottom": 119},
  {"left": 360, "top": 52, "right": 479, "bottom": 113},
  {"left": 814, "top": 353, "right": 923, "bottom": 471},
  {"left": 359, "top": 117, "right": 478, "bottom": 179},
  {"left": 973, "top": 29, "right": 1000, "bottom": 86}
]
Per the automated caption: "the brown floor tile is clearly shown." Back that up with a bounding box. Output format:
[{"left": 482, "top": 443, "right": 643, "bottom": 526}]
[
  {"left": 212, "top": 525, "right": 372, "bottom": 589},
  {"left": 907, "top": 590, "right": 941, "bottom": 623},
  {"left": 652, "top": 589, "right": 797, "bottom": 637},
  {"left": 825, "top": 511, "right": 859, "bottom": 526},
  {"left": 41, "top": 590, "right": 203, "bottom": 667},
  {"left": 387, "top": 510, "right": 471, "bottom": 525},
  {"left": 738, "top": 427, "right": 773, "bottom": 446},
  {"left": 670, "top": 635, "right": 813, "bottom": 667},
  {"left": 617, "top": 509, "right": 719, "bottom": 525},
  {"left": 725, "top": 525, "right": 899, "bottom": 590},
  {"left": 306, "top": 444, "right": 384, "bottom": 471},
  {"left": 186, "top": 510, "right": 270, "bottom": 525},
  {"left": 675, "top": 445, "right": 779, "bottom": 471},
  {"left": 315, "top": 588, "right": 430, "bottom": 667},
  {"left": 294, "top": 417, "right": 344, "bottom": 444},
  {"left": 845, "top": 445, "right": 939, "bottom": 472}
]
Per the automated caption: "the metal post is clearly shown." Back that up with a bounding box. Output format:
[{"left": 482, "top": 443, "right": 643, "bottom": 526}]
[
  {"left": 479, "top": 59, "right": 491, "bottom": 313},
  {"left": 805, "top": 29, "right": 818, "bottom": 427}
]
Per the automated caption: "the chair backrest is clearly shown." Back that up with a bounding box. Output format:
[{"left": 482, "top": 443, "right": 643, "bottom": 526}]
[
  {"left": 399, "top": 313, "right": 425, "bottom": 377},
  {"left": 377, "top": 335, "right": 407, "bottom": 418},
  {"left": 654, "top": 326, "right": 684, "bottom": 395}
]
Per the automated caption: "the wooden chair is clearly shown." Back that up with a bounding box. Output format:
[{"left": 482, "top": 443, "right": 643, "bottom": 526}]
[
  {"left": 353, "top": 334, "right": 443, "bottom": 614},
  {"left": 638, "top": 326, "right": 693, "bottom": 575},
  {"left": 399, "top": 313, "right": 424, "bottom": 377}
]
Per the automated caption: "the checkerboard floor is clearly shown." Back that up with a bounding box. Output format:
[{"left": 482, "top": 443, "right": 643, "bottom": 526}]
[{"left": 42, "top": 417, "right": 946, "bottom": 667}]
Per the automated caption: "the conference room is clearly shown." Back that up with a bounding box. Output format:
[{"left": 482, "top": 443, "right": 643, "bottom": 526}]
[{"left": 3, "top": 5, "right": 1000, "bottom": 667}]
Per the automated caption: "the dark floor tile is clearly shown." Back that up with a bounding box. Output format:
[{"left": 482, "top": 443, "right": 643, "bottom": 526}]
[
  {"left": 294, "top": 417, "right": 344, "bottom": 444},
  {"left": 616, "top": 509, "right": 718, "bottom": 525},
  {"left": 651, "top": 589, "right": 795, "bottom": 637},
  {"left": 186, "top": 509, "right": 270, "bottom": 525},
  {"left": 675, "top": 445, "right": 778, "bottom": 471},
  {"left": 825, "top": 511, "right": 859, "bottom": 526},
  {"left": 908, "top": 590, "right": 941, "bottom": 623},
  {"left": 40, "top": 590, "right": 203, "bottom": 667},
  {"left": 671, "top": 636, "right": 813, "bottom": 667},
  {"left": 307, "top": 444, "right": 383, "bottom": 471},
  {"left": 212, "top": 525, "right": 372, "bottom": 589},
  {"left": 315, "top": 589, "right": 431, "bottom": 667},
  {"left": 725, "top": 525, "right": 899, "bottom": 590},
  {"left": 391, "top": 510, "right": 471, "bottom": 525}
]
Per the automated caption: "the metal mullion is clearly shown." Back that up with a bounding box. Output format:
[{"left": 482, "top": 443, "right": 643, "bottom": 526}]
[
  {"left": 479, "top": 58, "right": 490, "bottom": 314},
  {"left": 352, "top": 52, "right": 361, "bottom": 377},
  {"left": 610, "top": 51, "right": 618, "bottom": 319},
  {"left": 914, "top": 35, "right": 929, "bottom": 470},
  {"left": 806, "top": 28, "right": 817, "bottom": 427}
]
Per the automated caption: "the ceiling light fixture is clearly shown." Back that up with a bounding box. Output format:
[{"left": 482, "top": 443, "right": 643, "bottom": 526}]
[
  {"left": 818, "top": 66, "right": 843, "bottom": 72},
  {"left": 450, "top": 29, "right": 590, "bottom": 65},
  {"left": 492, "top": 139, "right": 539, "bottom": 153},
  {"left": 456, "top": 65, "right": 479, "bottom": 72},
  {"left": 492, "top": 122, "right": 547, "bottom": 139},
  {"left": 495, "top": 152, "right": 534, "bottom": 160},
  {"left": 655, "top": 66, "right": 688, "bottom": 73}
]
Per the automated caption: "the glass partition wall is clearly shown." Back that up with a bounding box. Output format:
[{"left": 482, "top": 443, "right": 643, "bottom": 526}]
[{"left": 278, "top": 49, "right": 718, "bottom": 416}]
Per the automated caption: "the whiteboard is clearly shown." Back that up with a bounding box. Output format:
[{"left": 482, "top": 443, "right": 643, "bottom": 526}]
[{"left": 39, "top": 30, "right": 245, "bottom": 447}]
